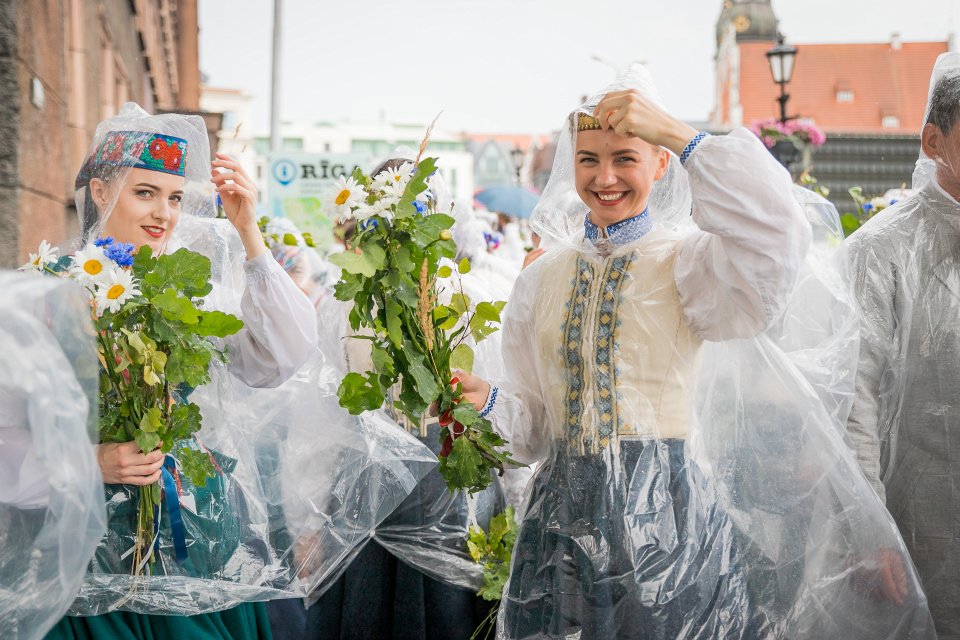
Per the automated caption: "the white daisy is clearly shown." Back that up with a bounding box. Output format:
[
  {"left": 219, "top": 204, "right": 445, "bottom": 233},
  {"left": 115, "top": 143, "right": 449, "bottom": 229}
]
[
  {"left": 327, "top": 176, "right": 366, "bottom": 221},
  {"left": 69, "top": 245, "right": 111, "bottom": 285},
  {"left": 373, "top": 163, "right": 414, "bottom": 191},
  {"left": 94, "top": 268, "right": 141, "bottom": 315},
  {"left": 355, "top": 197, "right": 395, "bottom": 222},
  {"left": 21, "top": 240, "right": 59, "bottom": 272}
]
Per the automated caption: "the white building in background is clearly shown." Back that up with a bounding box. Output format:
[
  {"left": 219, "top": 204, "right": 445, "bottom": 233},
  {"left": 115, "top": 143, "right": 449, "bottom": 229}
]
[
  {"left": 199, "top": 86, "right": 257, "bottom": 176},
  {"left": 252, "top": 120, "right": 476, "bottom": 203}
]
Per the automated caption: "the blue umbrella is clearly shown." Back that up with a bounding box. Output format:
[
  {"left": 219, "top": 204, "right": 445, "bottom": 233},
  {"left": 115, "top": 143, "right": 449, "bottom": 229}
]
[{"left": 475, "top": 184, "right": 539, "bottom": 219}]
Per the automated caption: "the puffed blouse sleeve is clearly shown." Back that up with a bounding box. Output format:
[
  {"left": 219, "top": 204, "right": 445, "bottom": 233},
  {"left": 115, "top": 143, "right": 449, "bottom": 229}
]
[
  {"left": 674, "top": 128, "right": 812, "bottom": 341},
  {"left": 225, "top": 253, "right": 318, "bottom": 388}
]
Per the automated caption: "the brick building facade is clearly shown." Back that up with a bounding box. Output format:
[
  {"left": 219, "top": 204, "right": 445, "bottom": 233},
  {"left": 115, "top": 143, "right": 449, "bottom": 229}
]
[
  {"left": 711, "top": 0, "right": 952, "bottom": 210},
  {"left": 0, "top": 0, "right": 201, "bottom": 267}
]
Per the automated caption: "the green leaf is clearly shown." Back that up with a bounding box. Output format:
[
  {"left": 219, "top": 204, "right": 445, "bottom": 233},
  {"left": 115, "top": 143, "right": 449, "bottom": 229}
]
[
  {"left": 144, "top": 248, "right": 213, "bottom": 298},
  {"left": 153, "top": 288, "right": 201, "bottom": 324},
  {"left": 134, "top": 430, "right": 161, "bottom": 454},
  {"left": 434, "top": 305, "right": 460, "bottom": 331},
  {"left": 139, "top": 407, "right": 163, "bottom": 433},
  {"left": 840, "top": 213, "right": 863, "bottom": 237},
  {"left": 169, "top": 402, "right": 202, "bottom": 442},
  {"left": 396, "top": 158, "right": 439, "bottom": 218},
  {"left": 370, "top": 343, "right": 396, "bottom": 378},
  {"left": 470, "top": 301, "right": 502, "bottom": 343},
  {"left": 121, "top": 329, "right": 148, "bottom": 356},
  {"left": 334, "top": 274, "right": 365, "bottom": 301},
  {"left": 196, "top": 310, "right": 244, "bottom": 337},
  {"left": 283, "top": 233, "right": 298, "bottom": 246},
  {"left": 383, "top": 270, "right": 420, "bottom": 308},
  {"left": 458, "top": 257, "right": 471, "bottom": 275},
  {"left": 385, "top": 298, "right": 404, "bottom": 348},
  {"left": 450, "top": 344, "right": 475, "bottom": 374},
  {"left": 452, "top": 402, "right": 480, "bottom": 427},
  {"left": 328, "top": 243, "right": 387, "bottom": 277},
  {"left": 175, "top": 445, "right": 216, "bottom": 487},
  {"left": 440, "top": 435, "right": 487, "bottom": 494},
  {"left": 410, "top": 214, "right": 455, "bottom": 247},
  {"left": 438, "top": 265, "right": 452, "bottom": 279},
  {"left": 405, "top": 348, "right": 441, "bottom": 404},
  {"left": 395, "top": 244, "right": 416, "bottom": 273},
  {"left": 449, "top": 292, "right": 471, "bottom": 316},
  {"left": 338, "top": 372, "right": 385, "bottom": 414},
  {"left": 166, "top": 347, "right": 212, "bottom": 388}
]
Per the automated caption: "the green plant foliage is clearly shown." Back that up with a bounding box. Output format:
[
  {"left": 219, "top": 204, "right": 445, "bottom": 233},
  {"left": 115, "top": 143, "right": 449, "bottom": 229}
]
[
  {"left": 467, "top": 507, "right": 518, "bottom": 601},
  {"left": 330, "top": 154, "right": 521, "bottom": 494}
]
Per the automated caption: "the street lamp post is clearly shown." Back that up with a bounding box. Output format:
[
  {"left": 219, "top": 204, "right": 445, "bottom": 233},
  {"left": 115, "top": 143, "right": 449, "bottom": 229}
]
[
  {"left": 765, "top": 33, "right": 799, "bottom": 169},
  {"left": 510, "top": 146, "right": 524, "bottom": 186},
  {"left": 765, "top": 33, "right": 798, "bottom": 125}
]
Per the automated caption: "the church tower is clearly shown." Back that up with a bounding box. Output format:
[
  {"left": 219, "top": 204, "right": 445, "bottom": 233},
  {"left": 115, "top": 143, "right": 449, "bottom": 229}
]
[{"left": 712, "top": 0, "right": 780, "bottom": 128}]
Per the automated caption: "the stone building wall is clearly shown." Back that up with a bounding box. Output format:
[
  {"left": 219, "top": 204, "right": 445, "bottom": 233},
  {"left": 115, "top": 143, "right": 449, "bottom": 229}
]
[{"left": 0, "top": 0, "right": 197, "bottom": 268}]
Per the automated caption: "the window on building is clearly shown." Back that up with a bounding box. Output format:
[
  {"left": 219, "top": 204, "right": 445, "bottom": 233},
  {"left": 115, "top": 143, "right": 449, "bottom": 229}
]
[
  {"left": 282, "top": 137, "right": 303, "bottom": 151},
  {"left": 222, "top": 110, "right": 237, "bottom": 131},
  {"left": 882, "top": 115, "right": 900, "bottom": 129},
  {"left": 836, "top": 90, "right": 854, "bottom": 103},
  {"left": 324, "top": 142, "right": 331, "bottom": 152},
  {"left": 485, "top": 157, "right": 500, "bottom": 173}
]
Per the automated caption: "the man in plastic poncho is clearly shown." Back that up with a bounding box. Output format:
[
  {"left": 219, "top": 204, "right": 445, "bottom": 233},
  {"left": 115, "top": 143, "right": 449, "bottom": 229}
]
[{"left": 844, "top": 54, "right": 960, "bottom": 638}]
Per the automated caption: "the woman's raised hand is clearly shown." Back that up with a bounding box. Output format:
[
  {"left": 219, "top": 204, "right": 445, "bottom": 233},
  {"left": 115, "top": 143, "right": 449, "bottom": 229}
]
[
  {"left": 211, "top": 152, "right": 267, "bottom": 259},
  {"left": 592, "top": 90, "right": 697, "bottom": 156}
]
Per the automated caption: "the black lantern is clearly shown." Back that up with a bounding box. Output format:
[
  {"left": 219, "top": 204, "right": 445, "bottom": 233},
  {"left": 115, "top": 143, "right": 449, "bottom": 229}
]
[
  {"left": 510, "top": 146, "right": 524, "bottom": 185},
  {"left": 766, "top": 33, "right": 798, "bottom": 124}
]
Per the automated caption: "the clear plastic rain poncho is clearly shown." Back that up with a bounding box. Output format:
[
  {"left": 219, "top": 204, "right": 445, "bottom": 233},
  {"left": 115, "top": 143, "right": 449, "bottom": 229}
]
[
  {"left": 66, "top": 103, "right": 434, "bottom": 615},
  {"left": 449, "top": 202, "right": 532, "bottom": 511},
  {"left": 488, "top": 66, "right": 934, "bottom": 639},
  {"left": 0, "top": 272, "right": 106, "bottom": 639},
  {"left": 842, "top": 52, "right": 960, "bottom": 637}
]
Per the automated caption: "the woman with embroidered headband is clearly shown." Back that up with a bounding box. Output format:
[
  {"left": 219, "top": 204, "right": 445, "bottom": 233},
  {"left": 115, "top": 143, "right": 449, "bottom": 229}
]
[
  {"left": 46, "top": 103, "right": 319, "bottom": 640},
  {"left": 451, "top": 65, "right": 935, "bottom": 638}
]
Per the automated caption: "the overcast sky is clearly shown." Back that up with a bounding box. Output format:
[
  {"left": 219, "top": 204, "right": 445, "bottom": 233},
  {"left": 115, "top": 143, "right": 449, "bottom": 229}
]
[{"left": 199, "top": 0, "right": 958, "bottom": 135}]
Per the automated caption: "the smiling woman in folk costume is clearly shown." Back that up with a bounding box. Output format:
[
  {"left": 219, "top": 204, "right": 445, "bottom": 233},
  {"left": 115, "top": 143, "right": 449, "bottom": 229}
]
[
  {"left": 450, "top": 65, "right": 936, "bottom": 639},
  {"left": 44, "top": 102, "right": 320, "bottom": 640}
]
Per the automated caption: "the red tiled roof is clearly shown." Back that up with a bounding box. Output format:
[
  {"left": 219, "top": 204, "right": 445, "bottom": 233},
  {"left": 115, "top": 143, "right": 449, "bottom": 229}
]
[{"left": 736, "top": 40, "right": 949, "bottom": 134}]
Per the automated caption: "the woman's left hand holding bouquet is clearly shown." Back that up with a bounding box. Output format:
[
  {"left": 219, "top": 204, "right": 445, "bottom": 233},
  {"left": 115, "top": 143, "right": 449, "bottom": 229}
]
[
  {"left": 97, "top": 442, "right": 165, "bottom": 485},
  {"left": 211, "top": 153, "right": 267, "bottom": 260}
]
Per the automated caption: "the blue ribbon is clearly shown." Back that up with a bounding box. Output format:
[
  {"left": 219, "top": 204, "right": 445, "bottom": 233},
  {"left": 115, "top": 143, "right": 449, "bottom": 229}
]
[{"left": 161, "top": 455, "right": 189, "bottom": 565}]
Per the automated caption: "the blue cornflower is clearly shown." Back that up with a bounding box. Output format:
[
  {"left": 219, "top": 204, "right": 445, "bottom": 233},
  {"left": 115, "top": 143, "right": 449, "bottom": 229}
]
[
  {"left": 862, "top": 203, "right": 874, "bottom": 213},
  {"left": 104, "top": 241, "right": 135, "bottom": 267},
  {"left": 94, "top": 236, "right": 115, "bottom": 248},
  {"left": 889, "top": 199, "right": 898, "bottom": 205},
  {"left": 360, "top": 218, "right": 379, "bottom": 231},
  {"left": 413, "top": 200, "right": 427, "bottom": 214}
]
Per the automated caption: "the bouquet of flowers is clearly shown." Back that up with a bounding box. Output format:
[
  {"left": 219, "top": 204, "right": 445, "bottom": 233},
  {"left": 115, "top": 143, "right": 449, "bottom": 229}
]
[
  {"left": 21, "top": 238, "right": 243, "bottom": 573},
  {"left": 326, "top": 140, "right": 519, "bottom": 495}
]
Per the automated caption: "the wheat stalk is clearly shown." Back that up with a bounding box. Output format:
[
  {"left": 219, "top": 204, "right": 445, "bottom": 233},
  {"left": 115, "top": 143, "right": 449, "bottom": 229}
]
[
  {"left": 418, "top": 258, "right": 436, "bottom": 351},
  {"left": 416, "top": 112, "right": 443, "bottom": 164}
]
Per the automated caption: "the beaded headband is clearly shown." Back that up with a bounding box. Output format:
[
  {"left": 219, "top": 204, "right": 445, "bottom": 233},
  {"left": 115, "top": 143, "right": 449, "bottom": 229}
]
[
  {"left": 573, "top": 113, "right": 603, "bottom": 132},
  {"left": 76, "top": 130, "right": 189, "bottom": 190}
]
